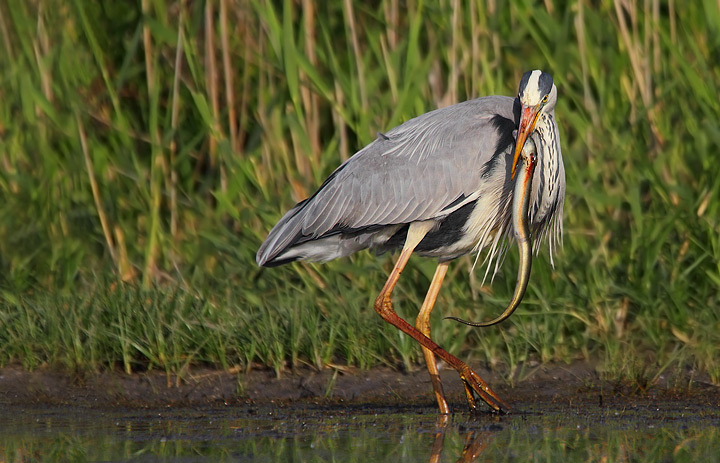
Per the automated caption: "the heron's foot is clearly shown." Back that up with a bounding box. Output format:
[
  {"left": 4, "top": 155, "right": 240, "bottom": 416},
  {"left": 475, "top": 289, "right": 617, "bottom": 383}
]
[{"left": 458, "top": 365, "right": 510, "bottom": 414}]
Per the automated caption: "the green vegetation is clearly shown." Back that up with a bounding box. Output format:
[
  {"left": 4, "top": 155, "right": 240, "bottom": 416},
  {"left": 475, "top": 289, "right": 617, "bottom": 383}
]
[{"left": 0, "top": 0, "right": 719, "bottom": 386}]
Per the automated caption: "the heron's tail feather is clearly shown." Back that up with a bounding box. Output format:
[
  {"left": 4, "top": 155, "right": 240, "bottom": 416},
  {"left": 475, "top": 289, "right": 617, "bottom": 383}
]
[
  {"left": 256, "top": 200, "right": 310, "bottom": 266},
  {"left": 257, "top": 199, "right": 372, "bottom": 267}
]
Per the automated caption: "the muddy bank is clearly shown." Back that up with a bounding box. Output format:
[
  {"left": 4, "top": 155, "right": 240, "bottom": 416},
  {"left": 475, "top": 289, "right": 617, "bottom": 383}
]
[{"left": 1, "top": 362, "right": 718, "bottom": 411}]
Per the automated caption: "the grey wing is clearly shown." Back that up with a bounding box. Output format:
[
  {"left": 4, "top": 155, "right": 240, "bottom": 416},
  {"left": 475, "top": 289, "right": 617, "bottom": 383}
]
[{"left": 257, "top": 95, "right": 518, "bottom": 266}]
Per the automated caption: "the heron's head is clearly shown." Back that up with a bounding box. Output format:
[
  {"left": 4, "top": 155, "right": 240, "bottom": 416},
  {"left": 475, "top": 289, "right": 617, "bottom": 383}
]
[{"left": 511, "top": 70, "right": 556, "bottom": 178}]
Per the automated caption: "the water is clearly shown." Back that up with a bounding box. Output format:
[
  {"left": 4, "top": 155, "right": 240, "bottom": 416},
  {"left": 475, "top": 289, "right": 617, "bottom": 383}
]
[{"left": 2, "top": 400, "right": 719, "bottom": 462}]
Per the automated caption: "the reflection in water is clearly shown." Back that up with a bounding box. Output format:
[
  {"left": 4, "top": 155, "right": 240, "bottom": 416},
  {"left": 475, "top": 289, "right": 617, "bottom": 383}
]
[
  {"left": 429, "top": 414, "right": 449, "bottom": 463},
  {"left": 429, "top": 413, "right": 496, "bottom": 463},
  {"left": 457, "top": 428, "right": 493, "bottom": 462},
  {"left": 1, "top": 403, "right": 720, "bottom": 462}
]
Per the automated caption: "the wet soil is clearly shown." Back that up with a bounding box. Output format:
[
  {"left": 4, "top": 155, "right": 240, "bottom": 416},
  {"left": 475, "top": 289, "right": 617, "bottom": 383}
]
[{"left": 1, "top": 361, "right": 718, "bottom": 413}]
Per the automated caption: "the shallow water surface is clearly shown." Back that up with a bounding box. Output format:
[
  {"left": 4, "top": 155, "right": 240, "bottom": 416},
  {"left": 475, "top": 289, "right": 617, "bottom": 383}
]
[{"left": 1, "top": 400, "right": 719, "bottom": 462}]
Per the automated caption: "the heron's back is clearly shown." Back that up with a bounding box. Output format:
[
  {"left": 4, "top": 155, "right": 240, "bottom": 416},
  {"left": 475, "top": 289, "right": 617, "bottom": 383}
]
[{"left": 257, "top": 95, "right": 521, "bottom": 267}]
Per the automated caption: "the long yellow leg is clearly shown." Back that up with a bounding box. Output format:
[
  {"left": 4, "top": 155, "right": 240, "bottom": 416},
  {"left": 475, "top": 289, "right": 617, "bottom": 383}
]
[
  {"left": 373, "top": 223, "right": 509, "bottom": 413},
  {"left": 416, "top": 261, "right": 450, "bottom": 414}
]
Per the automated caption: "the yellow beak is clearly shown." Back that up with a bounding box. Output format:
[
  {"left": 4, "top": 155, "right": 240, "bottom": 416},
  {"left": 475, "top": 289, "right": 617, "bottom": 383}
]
[{"left": 511, "top": 105, "right": 541, "bottom": 179}]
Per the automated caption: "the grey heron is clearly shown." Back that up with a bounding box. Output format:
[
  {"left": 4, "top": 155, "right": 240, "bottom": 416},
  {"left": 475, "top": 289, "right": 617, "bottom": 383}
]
[{"left": 256, "top": 70, "right": 565, "bottom": 414}]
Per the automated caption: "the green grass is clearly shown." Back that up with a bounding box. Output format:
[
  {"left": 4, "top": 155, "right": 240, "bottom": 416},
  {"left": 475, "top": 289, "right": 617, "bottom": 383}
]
[{"left": 0, "top": 0, "right": 719, "bottom": 387}]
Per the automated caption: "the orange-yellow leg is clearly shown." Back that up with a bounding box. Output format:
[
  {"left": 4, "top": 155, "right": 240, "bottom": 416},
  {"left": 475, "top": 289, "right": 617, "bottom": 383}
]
[
  {"left": 373, "top": 223, "right": 509, "bottom": 413},
  {"left": 415, "top": 261, "right": 450, "bottom": 414},
  {"left": 428, "top": 414, "right": 449, "bottom": 463}
]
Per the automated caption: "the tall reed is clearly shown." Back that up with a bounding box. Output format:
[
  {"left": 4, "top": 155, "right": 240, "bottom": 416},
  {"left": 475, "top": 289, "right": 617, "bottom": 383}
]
[{"left": 0, "top": 1, "right": 718, "bottom": 383}]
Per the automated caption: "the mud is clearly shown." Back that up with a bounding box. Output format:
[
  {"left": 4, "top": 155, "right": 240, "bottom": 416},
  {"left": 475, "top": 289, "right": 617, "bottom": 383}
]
[
  {"left": 1, "top": 361, "right": 717, "bottom": 412},
  {"left": 2, "top": 362, "right": 719, "bottom": 461}
]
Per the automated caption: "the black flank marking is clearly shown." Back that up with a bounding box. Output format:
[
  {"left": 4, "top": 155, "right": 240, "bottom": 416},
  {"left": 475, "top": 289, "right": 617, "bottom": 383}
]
[
  {"left": 490, "top": 114, "right": 517, "bottom": 152},
  {"left": 262, "top": 255, "right": 302, "bottom": 267},
  {"left": 289, "top": 221, "right": 392, "bottom": 251},
  {"left": 416, "top": 200, "right": 477, "bottom": 252},
  {"left": 377, "top": 224, "right": 410, "bottom": 254},
  {"left": 440, "top": 194, "right": 469, "bottom": 212},
  {"left": 377, "top": 131, "right": 390, "bottom": 140},
  {"left": 289, "top": 198, "right": 482, "bottom": 260},
  {"left": 267, "top": 220, "right": 394, "bottom": 266},
  {"left": 480, "top": 114, "right": 516, "bottom": 178},
  {"left": 322, "top": 222, "right": 391, "bottom": 239},
  {"left": 323, "top": 198, "right": 479, "bottom": 256}
]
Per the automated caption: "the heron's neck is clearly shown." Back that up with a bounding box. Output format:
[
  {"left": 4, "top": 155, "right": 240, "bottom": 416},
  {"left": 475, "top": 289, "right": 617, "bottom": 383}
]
[
  {"left": 531, "top": 113, "right": 562, "bottom": 219},
  {"left": 536, "top": 113, "right": 560, "bottom": 171}
]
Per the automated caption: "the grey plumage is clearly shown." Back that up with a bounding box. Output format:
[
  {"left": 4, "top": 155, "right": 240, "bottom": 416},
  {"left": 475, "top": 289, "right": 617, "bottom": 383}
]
[
  {"left": 257, "top": 93, "right": 564, "bottom": 273},
  {"left": 256, "top": 69, "right": 566, "bottom": 414}
]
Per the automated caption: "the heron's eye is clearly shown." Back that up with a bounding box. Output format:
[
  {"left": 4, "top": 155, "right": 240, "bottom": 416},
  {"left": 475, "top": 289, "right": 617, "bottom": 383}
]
[{"left": 542, "top": 94, "right": 549, "bottom": 103}]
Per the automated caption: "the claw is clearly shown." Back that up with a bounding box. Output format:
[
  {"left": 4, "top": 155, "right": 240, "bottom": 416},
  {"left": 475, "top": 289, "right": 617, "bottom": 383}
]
[
  {"left": 463, "top": 381, "right": 478, "bottom": 410},
  {"left": 459, "top": 365, "right": 511, "bottom": 413}
]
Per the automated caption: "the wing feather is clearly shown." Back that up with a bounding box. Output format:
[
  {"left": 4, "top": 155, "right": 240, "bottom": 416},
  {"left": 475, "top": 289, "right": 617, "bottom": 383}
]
[{"left": 257, "top": 95, "right": 518, "bottom": 265}]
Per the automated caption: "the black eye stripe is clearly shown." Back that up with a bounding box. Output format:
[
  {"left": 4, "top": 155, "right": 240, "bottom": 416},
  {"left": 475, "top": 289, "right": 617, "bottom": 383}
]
[
  {"left": 519, "top": 71, "right": 532, "bottom": 93},
  {"left": 537, "top": 72, "right": 553, "bottom": 94}
]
